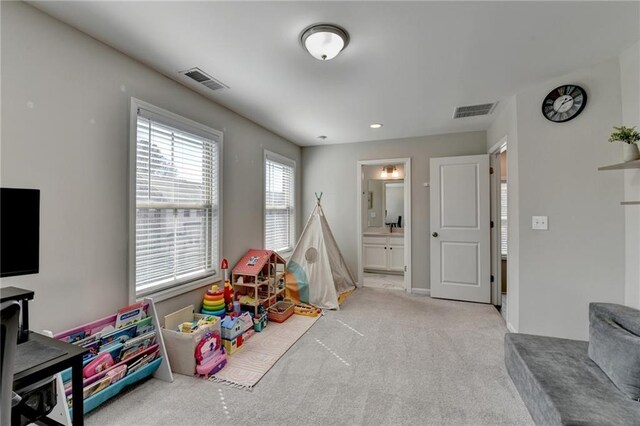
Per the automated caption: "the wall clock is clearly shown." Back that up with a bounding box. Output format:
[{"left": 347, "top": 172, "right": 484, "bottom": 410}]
[{"left": 541, "top": 85, "right": 587, "bottom": 123}]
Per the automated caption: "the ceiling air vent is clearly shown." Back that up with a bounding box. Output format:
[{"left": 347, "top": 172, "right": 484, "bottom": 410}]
[
  {"left": 453, "top": 102, "right": 498, "bottom": 119},
  {"left": 180, "top": 68, "right": 228, "bottom": 91}
]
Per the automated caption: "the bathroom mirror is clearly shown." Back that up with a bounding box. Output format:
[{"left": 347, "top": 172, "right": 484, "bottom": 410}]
[{"left": 366, "top": 179, "right": 404, "bottom": 228}]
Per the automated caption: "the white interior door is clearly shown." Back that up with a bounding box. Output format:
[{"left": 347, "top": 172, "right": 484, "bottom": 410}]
[{"left": 430, "top": 155, "right": 491, "bottom": 303}]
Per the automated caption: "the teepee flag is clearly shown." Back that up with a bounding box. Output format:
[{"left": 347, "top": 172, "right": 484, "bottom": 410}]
[{"left": 286, "top": 195, "right": 357, "bottom": 309}]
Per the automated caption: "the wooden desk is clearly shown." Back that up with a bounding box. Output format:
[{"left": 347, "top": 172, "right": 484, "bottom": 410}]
[{"left": 14, "top": 332, "right": 87, "bottom": 425}]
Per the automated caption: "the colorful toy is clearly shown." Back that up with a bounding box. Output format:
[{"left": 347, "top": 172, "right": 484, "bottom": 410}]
[
  {"left": 232, "top": 249, "right": 287, "bottom": 316},
  {"left": 238, "top": 294, "right": 256, "bottom": 305},
  {"left": 253, "top": 306, "right": 268, "bottom": 332},
  {"left": 220, "top": 312, "right": 253, "bottom": 340},
  {"left": 201, "top": 285, "right": 226, "bottom": 316},
  {"left": 294, "top": 303, "right": 322, "bottom": 317},
  {"left": 196, "top": 347, "right": 227, "bottom": 376},
  {"left": 243, "top": 328, "right": 255, "bottom": 341},
  {"left": 221, "top": 259, "right": 235, "bottom": 313},
  {"left": 194, "top": 332, "right": 227, "bottom": 376},
  {"left": 222, "top": 335, "right": 241, "bottom": 355},
  {"left": 179, "top": 315, "right": 218, "bottom": 334},
  {"left": 194, "top": 331, "right": 221, "bottom": 362}
]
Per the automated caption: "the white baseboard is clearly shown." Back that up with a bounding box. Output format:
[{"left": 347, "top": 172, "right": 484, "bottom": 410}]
[
  {"left": 410, "top": 288, "right": 430, "bottom": 296},
  {"left": 506, "top": 322, "right": 517, "bottom": 333}
]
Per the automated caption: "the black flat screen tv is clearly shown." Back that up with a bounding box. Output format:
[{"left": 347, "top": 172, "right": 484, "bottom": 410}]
[{"left": 0, "top": 188, "right": 40, "bottom": 278}]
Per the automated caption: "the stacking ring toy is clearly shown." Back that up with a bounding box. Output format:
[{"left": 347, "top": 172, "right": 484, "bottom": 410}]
[{"left": 201, "top": 308, "right": 226, "bottom": 316}]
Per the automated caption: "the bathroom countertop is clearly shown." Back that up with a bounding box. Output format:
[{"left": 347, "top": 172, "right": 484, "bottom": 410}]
[{"left": 363, "top": 231, "right": 405, "bottom": 237}]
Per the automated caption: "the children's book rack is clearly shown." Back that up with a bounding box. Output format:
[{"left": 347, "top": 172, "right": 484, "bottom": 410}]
[{"left": 48, "top": 298, "right": 173, "bottom": 421}]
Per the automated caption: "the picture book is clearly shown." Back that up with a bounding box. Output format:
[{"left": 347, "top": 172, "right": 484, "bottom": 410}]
[
  {"left": 134, "top": 316, "right": 153, "bottom": 336},
  {"left": 127, "top": 348, "right": 159, "bottom": 375},
  {"left": 100, "top": 323, "right": 137, "bottom": 346},
  {"left": 119, "top": 331, "right": 156, "bottom": 362},
  {"left": 115, "top": 302, "right": 145, "bottom": 329}
]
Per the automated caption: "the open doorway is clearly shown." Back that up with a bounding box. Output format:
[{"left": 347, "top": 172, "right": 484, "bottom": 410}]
[
  {"left": 490, "top": 138, "right": 508, "bottom": 321},
  {"left": 356, "top": 158, "right": 412, "bottom": 293}
]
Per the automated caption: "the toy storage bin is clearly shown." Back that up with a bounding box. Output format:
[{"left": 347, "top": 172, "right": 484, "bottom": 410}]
[
  {"left": 267, "top": 301, "right": 294, "bottom": 323},
  {"left": 161, "top": 305, "right": 221, "bottom": 376}
]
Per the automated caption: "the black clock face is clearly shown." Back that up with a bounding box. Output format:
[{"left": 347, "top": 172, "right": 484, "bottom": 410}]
[{"left": 542, "top": 85, "right": 587, "bottom": 123}]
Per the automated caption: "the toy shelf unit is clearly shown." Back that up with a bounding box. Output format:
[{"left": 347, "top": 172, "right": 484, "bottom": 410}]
[
  {"left": 598, "top": 159, "right": 640, "bottom": 205},
  {"left": 232, "top": 249, "right": 287, "bottom": 315},
  {"left": 52, "top": 298, "right": 173, "bottom": 417}
]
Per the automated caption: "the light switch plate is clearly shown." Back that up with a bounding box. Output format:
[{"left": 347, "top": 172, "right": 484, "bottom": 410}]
[
  {"left": 370, "top": 212, "right": 376, "bottom": 218},
  {"left": 532, "top": 216, "right": 548, "bottom": 230}
]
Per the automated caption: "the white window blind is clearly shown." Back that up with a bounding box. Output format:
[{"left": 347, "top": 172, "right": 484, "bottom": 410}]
[
  {"left": 501, "top": 181, "right": 508, "bottom": 257},
  {"left": 264, "top": 152, "right": 295, "bottom": 253},
  {"left": 134, "top": 105, "right": 220, "bottom": 296}
]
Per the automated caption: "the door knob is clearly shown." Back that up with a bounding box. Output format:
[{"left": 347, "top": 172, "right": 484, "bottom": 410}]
[{"left": 432, "top": 232, "right": 439, "bottom": 237}]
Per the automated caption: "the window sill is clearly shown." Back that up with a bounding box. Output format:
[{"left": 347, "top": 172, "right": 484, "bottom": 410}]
[{"left": 135, "top": 273, "right": 221, "bottom": 304}]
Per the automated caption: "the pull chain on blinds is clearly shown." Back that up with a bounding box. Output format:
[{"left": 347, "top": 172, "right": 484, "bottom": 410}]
[{"left": 135, "top": 108, "right": 219, "bottom": 295}]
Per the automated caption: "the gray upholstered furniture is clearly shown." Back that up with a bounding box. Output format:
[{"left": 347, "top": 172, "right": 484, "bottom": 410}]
[
  {"left": 589, "top": 303, "right": 640, "bottom": 401},
  {"left": 505, "top": 303, "right": 640, "bottom": 426}
]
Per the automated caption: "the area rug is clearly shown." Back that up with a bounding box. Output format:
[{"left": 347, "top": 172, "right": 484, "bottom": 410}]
[{"left": 209, "top": 314, "right": 321, "bottom": 389}]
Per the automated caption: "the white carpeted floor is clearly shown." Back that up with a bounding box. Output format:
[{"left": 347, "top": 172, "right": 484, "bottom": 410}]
[
  {"left": 86, "top": 288, "right": 533, "bottom": 425},
  {"left": 363, "top": 272, "right": 405, "bottom": 290}
]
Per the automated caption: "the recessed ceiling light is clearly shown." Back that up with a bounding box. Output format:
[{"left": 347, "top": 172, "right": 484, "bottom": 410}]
[
  {"left": 301, "top": 24, "right": 349, "bottom": 61},
  {"left": 317, "top": 135, "right": 327, "bottom": 140},
  {"left": 370, "top": 123, "right": 383, "bottom": 129}
]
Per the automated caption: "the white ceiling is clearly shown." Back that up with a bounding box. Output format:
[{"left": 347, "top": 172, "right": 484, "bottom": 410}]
[{"left": 30, "top": 1, "right": 640, "bottom": 146}]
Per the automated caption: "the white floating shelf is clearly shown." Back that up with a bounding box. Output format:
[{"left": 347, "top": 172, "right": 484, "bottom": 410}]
[{"left": 598, "top": 159, "right": 640, "bottom": 171}]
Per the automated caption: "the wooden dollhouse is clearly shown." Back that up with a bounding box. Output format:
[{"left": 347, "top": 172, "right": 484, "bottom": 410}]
[{"left": 231, "top": 249, "right": 287, "bottom": 316}]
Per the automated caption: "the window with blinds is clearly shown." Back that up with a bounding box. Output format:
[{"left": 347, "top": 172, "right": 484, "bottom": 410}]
[
  {"left": 133, "top": 102, "right": 221, "bottom": 297},
  {"left": 264, "top": 152, "right": 295, "bottom": 253},
  {"left": 501, "top": 181, "right": 508, "bottom": 257}
]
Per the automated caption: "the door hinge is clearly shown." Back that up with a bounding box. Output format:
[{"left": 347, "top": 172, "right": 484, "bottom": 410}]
[
  {"left": 404, "top": 266, "right": 407, "bottom": 272},
  {"left": 490, "top": 167, "right": 494, "bottom": 175},
  {"left": 491, "top": 275, "right": 495, "bottom": 283},
  {"left": 490, "top": 220, "right": 494, "bottom": 228}
]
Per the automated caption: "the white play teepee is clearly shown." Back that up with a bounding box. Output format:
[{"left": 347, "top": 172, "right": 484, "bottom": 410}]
[{"left": 285, "top": 193, "right": 357, "bottom": 310}]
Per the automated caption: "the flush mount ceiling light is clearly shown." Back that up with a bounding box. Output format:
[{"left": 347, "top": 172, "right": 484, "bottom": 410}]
[
  {"left": 370, "top": 123, "right": 383, "bottom": 129},
  {"left": 301, "top": 24, "right": 349, "bottom": 61}
]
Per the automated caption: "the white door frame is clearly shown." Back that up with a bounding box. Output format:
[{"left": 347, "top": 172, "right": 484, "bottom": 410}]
[
  {"left": 356, "top": 158, "right": 412, "bottom": 292},
  {"left": 489, "top": 137, "right": 507, "bottom": 306}
]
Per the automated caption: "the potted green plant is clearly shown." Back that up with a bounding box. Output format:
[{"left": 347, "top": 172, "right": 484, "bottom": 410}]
[{"left": 609, "top": 126, "right": 640, "bottom": 162}]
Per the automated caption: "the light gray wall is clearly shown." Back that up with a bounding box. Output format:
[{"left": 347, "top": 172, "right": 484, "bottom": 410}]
[
  {"left": 508, "top": 59, "right": 625, "bottom": 340},
  {"left": 0, "top": 2, "right": 301, "bottom": 332},
  {"left": 302, "top": 131, "right": 487, "bottom": 291},
  {"left": 487, "top": 96, "right": 520, "bottom": 331},
  {"left": 619, "top": 41, "right": 640, "bottom": 309}
]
